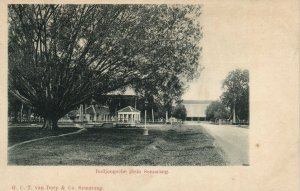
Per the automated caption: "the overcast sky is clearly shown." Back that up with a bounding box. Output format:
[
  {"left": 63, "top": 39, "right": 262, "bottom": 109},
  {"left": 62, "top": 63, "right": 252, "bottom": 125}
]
[{"left": 182, "top": 3, "right": 250, "bottom": 101}]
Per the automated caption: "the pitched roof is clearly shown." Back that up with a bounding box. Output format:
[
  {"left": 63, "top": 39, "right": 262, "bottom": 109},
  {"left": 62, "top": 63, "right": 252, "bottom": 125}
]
[
  {"left": 85, "top": 105, "right": 109, "bottom": 115},
  {"left": 117, "top": 106, "right": 140, "bottom": 113}
]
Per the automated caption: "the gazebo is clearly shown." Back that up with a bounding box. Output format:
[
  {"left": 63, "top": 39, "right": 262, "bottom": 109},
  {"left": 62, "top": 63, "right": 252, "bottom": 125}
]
[{"left": 117, "top": 106, "right": 141, "bottom": 123}]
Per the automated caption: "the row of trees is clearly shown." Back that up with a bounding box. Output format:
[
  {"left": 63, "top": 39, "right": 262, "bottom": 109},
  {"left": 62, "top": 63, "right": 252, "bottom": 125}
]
[
  {"left": 9, "top": 4, "right": 202, "bottom": 129},
  {"left": 206, "top": 69, "right": 249, "bottom": 123}
]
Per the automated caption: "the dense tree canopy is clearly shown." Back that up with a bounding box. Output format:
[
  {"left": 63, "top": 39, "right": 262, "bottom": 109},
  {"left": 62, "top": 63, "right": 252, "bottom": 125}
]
[
  {"left": 8, "top": 4, "right": 202, "bottom": 129},
  {"left": 172, "top": 104, "right": 187, "bottom": 121},
  {"left": 205, "top": 101, "right": 230, "bottom": 121},
  {"left": 220, "top": 69, "right": 249, "bottom": 122}
]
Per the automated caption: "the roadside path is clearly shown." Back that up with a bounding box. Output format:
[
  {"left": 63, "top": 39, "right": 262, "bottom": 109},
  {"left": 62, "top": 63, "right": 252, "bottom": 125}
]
[
  {"left": 199, "top": 122, "right": 249, "bottom": 165},
  {"left": 8, "top": 124, "right": 86, "bottom": 151}
]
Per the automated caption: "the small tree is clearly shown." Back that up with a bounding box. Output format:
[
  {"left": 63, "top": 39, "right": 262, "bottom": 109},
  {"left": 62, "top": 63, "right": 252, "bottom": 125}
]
[
  {"left": 205, "top": 101, "right": 230, "bottom": 121},
  {"left": 172, "top": 104, "right": 187, "bottom": 121}
]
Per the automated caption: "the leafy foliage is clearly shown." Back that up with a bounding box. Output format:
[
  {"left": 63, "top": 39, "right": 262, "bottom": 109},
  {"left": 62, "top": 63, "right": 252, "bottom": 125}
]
[
  {"left": 205, "top": 101, "right": 230, "bottom": 121},
  {"left": 172, "top": 104, "right": 187, "bottom": 121},
  {"left": 220, "top": 69, "right": 249, "bottom": 121},
  {"left": 8, "top": 5, "right": 202, "bottom": 129}
]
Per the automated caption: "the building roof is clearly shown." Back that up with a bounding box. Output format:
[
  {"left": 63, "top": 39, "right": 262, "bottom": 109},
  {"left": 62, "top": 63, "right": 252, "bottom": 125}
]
[
  {"left": 85, "top": 105, "right": 110, "bottom": 115},
  {"left": 182, "top": 100, "right": 215, "bottom": 117},
  {"left": 117, "top": 106, "right": 140, "bottom": 113}
]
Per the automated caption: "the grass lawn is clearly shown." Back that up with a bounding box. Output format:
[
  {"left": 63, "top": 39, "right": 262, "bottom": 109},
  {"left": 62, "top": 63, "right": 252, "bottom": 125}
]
[
  {"left": 8, "top": 126, "right": 80, "bottom": 147},
  {"left": 8, "top": 125, "right": 226, "bottom": 166}
]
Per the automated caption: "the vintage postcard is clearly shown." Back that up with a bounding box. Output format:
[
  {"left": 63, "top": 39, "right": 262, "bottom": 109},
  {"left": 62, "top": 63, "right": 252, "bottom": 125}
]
[{"left": 0, "top": 0, "right": 299, "bottom": 190}]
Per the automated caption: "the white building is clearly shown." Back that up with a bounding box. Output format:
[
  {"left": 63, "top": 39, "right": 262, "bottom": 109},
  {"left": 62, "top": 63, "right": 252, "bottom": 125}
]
[
  {"left": 117, "top": 106, "right": 141, "bottom": 123},
  {"left": 182, "top": 100, "right": 214, "bottom": 121},
  {"left": 85, "top": 105, "right": 112, "bottom": 122}
]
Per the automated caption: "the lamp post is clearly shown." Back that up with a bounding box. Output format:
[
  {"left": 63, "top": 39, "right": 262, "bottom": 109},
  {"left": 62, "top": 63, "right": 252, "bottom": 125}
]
[{"left": 143, "top": 100, "right": 149, "bottom": 136}]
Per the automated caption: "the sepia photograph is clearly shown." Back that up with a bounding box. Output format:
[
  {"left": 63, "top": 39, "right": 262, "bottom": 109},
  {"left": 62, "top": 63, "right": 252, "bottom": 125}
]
[
  {"left": 1, "top": 0, "right": 299, "bottom": 190},
  {"left": 7, "top": 4, "right": 249, "bottom": 166}
]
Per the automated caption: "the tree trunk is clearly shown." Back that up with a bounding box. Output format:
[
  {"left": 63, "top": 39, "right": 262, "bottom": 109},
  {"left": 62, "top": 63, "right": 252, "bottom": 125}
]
[
  {"left": 42, "top": 118, "right": 59, "bottom": 130},
  {"left": 166, "top": 111, "right": 168, "bottom": 123},
  {"left": 13, "top": 110, "right": 18, "bottom": 122},
  {"left": 28, "top": 108, "right": 31, "bottom": 122},
  {"left": 232, "top": 104, "right": 236, "bottom": 124}
]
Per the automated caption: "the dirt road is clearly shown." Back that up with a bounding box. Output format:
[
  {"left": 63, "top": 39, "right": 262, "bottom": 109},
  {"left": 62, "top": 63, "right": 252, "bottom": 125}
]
[{"left": 199, "top": 122, "right": 249, "bottom": 165}]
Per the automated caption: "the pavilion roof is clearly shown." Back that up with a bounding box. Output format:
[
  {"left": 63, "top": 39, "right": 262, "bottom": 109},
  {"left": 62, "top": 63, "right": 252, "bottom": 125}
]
[{"left": 117, "top": 106, "right": 140, "bottom": 113}]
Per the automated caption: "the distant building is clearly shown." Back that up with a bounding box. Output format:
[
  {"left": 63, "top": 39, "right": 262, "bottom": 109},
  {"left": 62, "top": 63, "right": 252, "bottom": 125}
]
[
  {"left": 182, "top": 100, "right": 214, "bottom": 121},
  {"left": 85, "top": 105, "right": 112, "bottom": 122}
]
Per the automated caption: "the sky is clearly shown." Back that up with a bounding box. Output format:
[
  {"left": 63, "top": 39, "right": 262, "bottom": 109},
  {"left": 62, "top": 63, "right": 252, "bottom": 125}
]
[{"left": 182, "top": 3, "right": 250, "bottom": 101}]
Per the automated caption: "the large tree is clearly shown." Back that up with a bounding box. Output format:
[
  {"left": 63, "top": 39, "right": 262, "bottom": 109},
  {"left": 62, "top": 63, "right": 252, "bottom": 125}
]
[
  {"left": 220, "top": 69, "right": 249, "bottom": 123},
  {"left": 8, "top": 4, "right": 202, "bottom": 130}
]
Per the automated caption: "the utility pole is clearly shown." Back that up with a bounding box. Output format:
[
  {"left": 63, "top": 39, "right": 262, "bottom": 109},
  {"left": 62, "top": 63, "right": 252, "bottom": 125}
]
[
  {"left": 152, "top": 108, "right": 154, "bottom": 123},
  {"left": 79, "top": 104, "right": 84, "bottom": 122},
  {"left": 145, "top": 110, "right": 147, "bottom": 128},
  {"left": 143, "top": 100, "right": 149, "bottom": 136}
]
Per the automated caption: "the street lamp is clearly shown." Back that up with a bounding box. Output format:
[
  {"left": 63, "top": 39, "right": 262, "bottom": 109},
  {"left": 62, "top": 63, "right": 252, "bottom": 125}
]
[{"left": 143, "top": 100, "right": 149, "bottom": 136}]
